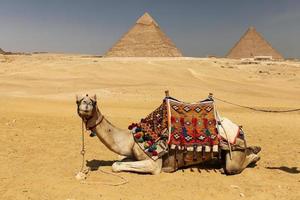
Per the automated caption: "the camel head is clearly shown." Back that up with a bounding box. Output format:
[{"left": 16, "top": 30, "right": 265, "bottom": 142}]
[{"left": 76, "top": 94, "right": 97, "bottom": 120}]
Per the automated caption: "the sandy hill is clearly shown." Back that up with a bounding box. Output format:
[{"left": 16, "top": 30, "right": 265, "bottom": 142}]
[{"left": 0, "top": 54, "right": 299, "bottom": 200}]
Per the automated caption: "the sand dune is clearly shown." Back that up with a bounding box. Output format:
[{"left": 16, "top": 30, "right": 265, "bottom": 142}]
[{"left": 0, "top": 54, "right": 299, "bottom": 200}]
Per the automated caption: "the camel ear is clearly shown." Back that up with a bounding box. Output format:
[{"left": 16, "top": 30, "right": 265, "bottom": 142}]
[
  {"left": 91, "top": 94, "right": 97, "bottom": 102},
  {"left": 75, "top": 94, "right": 82, "bottom": 104}
]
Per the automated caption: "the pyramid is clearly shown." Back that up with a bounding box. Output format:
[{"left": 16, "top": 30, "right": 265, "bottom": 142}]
[
  {"left": 105, "top": 12, "right": 182, "bottom": 57},
  {"left": 227, "top": 27, "right": 283, "bottom": 59},
  {"left": 0, "top": 48, "right": 5, "bottom": 54}
]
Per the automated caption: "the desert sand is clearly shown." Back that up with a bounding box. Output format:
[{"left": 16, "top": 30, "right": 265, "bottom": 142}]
[{"left": 0, "top": 54, "right": 299, "bottom": 200}]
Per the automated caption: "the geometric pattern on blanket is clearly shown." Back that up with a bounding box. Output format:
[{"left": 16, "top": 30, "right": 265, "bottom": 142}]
[
  {"left": 129, "top": 97, "right": 220, "bottom": 160},
  {"left": 129, "top": 101, "right": 169, "bottom": 160},
  {"left": 168, "top": 99, "right": 219, "bottom": 148}
]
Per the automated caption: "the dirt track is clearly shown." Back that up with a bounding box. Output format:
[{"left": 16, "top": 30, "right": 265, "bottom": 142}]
[{"left": 0, "top": 54, "right": 299, "bottom": 200}]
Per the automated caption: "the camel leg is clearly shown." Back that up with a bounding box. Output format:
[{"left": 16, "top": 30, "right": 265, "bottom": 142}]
[
  {"left": 112, "top": 158, "right": 162, "bottom": 175},
  {"left": 117, "top": 155, "right": 134, "bottom": 161},
  {"left": 247, "top": 146, "right": 261, "bottom": 154},
  {"left": 225, "top": 149, "right": 260, "bottom": 175}
]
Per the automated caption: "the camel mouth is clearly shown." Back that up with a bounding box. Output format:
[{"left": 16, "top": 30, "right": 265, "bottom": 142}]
[{"left": 78, "top": 109, "right": 93, "bottom": 117}]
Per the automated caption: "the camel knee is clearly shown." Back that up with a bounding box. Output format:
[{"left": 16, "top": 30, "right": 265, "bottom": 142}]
[
  {"left": 225, "top": 152, "right": 244, "bottom": 175},
  {"left": 151, "top": 167, "right": 161, "bottom": 175},
  {"left": 225, "top": 159, "right": 243, "bottom": 175},
  {"left": 225, "top": 151, "right": 260, "bottom": 175},
  {"left": 112, "top": 161, "right": 122, "bottom": 172},
  {"left": 145, "top": 159, "right": 162, "bottom": 175}
]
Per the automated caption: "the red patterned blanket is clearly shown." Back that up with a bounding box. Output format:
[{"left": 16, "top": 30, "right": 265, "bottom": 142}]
[{"left": 129, "top": 97, "right": 219, "bottom": 160}]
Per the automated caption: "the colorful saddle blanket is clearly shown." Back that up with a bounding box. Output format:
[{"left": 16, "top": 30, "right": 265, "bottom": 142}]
[{"left": 129, "top": 97, "right": 220, "bottom": 160}]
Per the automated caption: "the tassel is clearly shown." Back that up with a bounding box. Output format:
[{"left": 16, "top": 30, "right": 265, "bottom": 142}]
[
  {"left": 183, "top": 146, "right": 187, "bottom": 165},
  {"left": 193, "top": 145, "right": 197, "bottom": 161},
  {"left": 89, "top": 131, "right": 96, "bottom": 137},
  {"left": 218, "top": 145, "right": 222, "bottom": 160},
  {"left": 202, "top": 146, "right": 205, "bottom": 161},
  {"left": 174, "top": 146, "right": 178, "bottom": 170}
]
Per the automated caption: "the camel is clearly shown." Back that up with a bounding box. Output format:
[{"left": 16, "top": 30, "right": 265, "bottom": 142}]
[{"left": 76, "top": 94, "right": 261, "bottom": 175}]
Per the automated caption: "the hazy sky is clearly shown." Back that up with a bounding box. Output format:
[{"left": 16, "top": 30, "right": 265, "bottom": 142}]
[{"left": 0, "top": 0, "right": 299, "bottom": 57}]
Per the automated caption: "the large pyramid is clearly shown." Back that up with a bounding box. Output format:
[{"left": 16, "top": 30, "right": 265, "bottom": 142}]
[
  {"left": 227, "top": 27, "right": 283, "bottom": 59},
  {"left": 105, "top": 12, "right": 182, "bottom": 57}
]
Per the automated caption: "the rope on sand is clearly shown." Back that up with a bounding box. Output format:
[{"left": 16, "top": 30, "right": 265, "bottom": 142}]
[
  {"left": 83, "top": 168, "right": 129, "bottom": 186},
  {"left": 75, "top": 121, "right": 129, "bottom": 186}
]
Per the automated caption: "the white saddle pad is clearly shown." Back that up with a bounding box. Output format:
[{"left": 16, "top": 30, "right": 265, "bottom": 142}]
[{"left": 217, "top": 117, "right": 240, "bottom": 144}]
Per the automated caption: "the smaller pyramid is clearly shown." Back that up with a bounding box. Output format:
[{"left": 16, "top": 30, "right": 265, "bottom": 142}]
[
  {"left": 105, "top": 12, "right": 182, "bottom": 57},
  {"left": 0, "top": 48, "right": 5, "bottom": 54},
  {"left": 227, "top": 27, "right": 283, "bottom": 59}
]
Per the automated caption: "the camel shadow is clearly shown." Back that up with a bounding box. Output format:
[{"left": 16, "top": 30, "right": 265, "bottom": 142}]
[
  {"left": 86, "top": 159, "right": 117, "bottom": 171},
  {"left": 266, "top": 166, "right": 300, "bottom": 174},
  {"left": 180, "top": 159, "right": 223, "bottom": 173},
  {"left": 248, "top": 162, "right": 258, "bottom": 168},
  {"left": 85, "top": 159, "right": 152, "bottom": 175}
]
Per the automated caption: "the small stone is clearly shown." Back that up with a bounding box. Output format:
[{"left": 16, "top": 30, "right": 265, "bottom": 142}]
[
  {"left": 240, "top": 193, "right": 245, "bottom": 197},
  {"left": 230, "top": 185, "right": 240, "bottom": 189},
  {"left": 75, "top": 172, "right": 87, "bottom": 180}
]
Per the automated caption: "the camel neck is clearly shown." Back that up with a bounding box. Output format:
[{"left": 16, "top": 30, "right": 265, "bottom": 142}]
[
  {"left": 85, "top": 108, "right": 103, "bottom": 130},
  {"left": 92, "top": 110, "right": 135, "bottom": 157}
]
